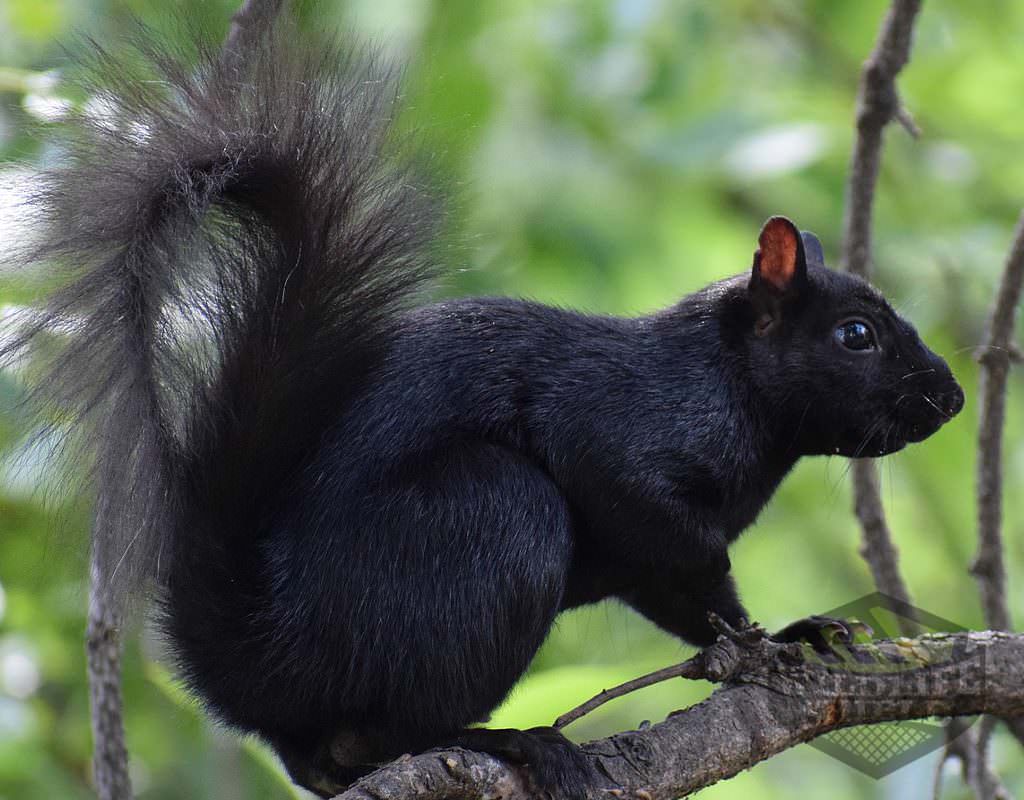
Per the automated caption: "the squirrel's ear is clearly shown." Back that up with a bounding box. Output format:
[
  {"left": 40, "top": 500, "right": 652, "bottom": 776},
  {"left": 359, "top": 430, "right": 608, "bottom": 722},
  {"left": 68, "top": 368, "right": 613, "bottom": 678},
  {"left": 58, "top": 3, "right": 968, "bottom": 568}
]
[
  {"left": 800, "top": 231, "right": 826, "bottom": 269},
  {"left": 749, "top": 216, "right": 808, "bottom": 335},
  {"left": 752, "top": 216, "right": 807, "bottom": 292}
]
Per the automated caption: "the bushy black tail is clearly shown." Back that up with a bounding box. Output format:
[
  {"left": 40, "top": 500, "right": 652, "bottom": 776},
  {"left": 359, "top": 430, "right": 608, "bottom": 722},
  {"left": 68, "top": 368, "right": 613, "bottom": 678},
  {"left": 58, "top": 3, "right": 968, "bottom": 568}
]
[{"left": 4, "top": 16, "right": 439, "bottom": 608}]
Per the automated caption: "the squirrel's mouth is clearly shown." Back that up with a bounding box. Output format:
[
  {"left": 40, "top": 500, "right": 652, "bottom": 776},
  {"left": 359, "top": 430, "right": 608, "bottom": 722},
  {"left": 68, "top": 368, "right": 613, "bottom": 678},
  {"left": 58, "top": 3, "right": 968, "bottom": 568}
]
[
  {"left": 835, "top": 382, "right": 963, "bottom": 459},
  {"left": 856, "top": 433, "right": 906, "bottom": 458},
  {"left": 896, "top": 383, "right": 965, "bottom": 445},
  {"left": 833, "top": 427, "right": 906, "bottom": 458}
]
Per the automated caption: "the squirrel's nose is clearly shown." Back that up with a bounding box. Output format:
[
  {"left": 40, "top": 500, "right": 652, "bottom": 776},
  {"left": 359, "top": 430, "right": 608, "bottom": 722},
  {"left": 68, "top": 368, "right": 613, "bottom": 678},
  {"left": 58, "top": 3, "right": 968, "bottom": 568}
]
[{"left": 941, "top": 385, "right": 965, "bottom": 418}]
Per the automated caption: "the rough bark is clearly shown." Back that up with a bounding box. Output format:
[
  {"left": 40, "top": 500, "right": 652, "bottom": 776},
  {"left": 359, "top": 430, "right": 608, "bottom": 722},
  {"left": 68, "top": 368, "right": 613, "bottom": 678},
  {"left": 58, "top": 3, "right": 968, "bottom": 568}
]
[
  {"left": 336, "top": 630, "right": 1024, "bottom": 800},
  {"left": 86, "top": 561, "right": 132, "bottom": 800}
]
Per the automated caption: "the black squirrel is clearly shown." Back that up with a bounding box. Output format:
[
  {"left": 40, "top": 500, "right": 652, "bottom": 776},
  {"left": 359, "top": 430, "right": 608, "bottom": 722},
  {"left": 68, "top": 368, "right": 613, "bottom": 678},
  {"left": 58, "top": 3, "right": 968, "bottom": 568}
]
[{"left": 5, "top": 11, "right": 965, "bottom": 800}]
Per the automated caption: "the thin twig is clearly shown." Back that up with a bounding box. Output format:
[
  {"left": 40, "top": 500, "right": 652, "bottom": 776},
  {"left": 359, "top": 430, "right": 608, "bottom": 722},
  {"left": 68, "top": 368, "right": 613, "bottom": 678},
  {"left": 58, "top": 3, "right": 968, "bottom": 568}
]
[
  {"left": 841, "top": 0, "right": 923, "bottom": 279},
  {"left": 841, "top": 0, "right": 922, "bottom": 626},
  {"left": 553, "top": 655, "right": 707, "bottom": 730},
  {"left": 553, "top": 614, "right": 762, "bottom": 730},
  {"left": 972, "top": 210, "right": 1024, "bottom": 632},
  {"left": 852, "top": 461, "right": 913, "bottom": 612},
  {"left": 973, "top": 211, "right": 1024, "bottom": 765}
]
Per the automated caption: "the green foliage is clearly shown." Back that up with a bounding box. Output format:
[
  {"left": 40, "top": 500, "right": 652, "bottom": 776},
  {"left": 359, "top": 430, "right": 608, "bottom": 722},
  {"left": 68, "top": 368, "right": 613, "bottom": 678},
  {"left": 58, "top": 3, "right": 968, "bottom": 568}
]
[{"left": 1, "top": 0, "right": 1022, "bottom": 797}]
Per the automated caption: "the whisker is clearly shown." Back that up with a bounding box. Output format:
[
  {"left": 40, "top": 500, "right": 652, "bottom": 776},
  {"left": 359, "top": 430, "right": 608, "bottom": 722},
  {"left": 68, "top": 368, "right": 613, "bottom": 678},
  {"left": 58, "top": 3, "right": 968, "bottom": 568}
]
[
  {"left": 829, "top": 460, "right": 854, "bottom": 498},
  {"left": 894, "top": 292, "right": 929, "bottom": 316},
  {"left": 952, "top": 344, "right": 1014, "bottom": 356},
  {"left": 852, "top": 418, "right": 885, "bottom": 459},
  {"left": 919, "top": 393, "right": 947, "bottom": 418},
  {"left": 786, "top": 401, "right": 813, "bottom": 455},
  {"left": 832, "top": 459, "right": 852, "bottom": 491},
  {"left": 900, "top": 369, "right": 935, "bottom": 381},
  {"left": 887, "top": 454, "right": 897, "bottom": 508},
  {"left": 826, "top": 413, "right": 891, "bottom": 497}
]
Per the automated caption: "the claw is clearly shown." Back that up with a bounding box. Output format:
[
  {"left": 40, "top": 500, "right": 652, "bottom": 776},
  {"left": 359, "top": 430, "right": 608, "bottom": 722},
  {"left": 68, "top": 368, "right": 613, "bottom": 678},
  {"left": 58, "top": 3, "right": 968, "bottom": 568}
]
[{"left": 771, "top": 615, "right": 872, "bottom": 654}]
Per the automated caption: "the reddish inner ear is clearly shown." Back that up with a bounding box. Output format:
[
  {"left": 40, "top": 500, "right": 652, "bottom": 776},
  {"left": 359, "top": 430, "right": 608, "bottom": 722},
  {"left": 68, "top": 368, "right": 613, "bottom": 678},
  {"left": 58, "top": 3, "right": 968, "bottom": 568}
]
[{"left": 757, "top": 218, "right": 798, "bottom": 291}]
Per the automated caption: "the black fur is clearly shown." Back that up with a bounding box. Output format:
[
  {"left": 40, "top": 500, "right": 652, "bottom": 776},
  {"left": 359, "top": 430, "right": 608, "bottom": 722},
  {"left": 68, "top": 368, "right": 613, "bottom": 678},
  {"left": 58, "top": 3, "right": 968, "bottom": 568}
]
[{"left": 5, "top": 13, "right": 963, "bottom": 799}]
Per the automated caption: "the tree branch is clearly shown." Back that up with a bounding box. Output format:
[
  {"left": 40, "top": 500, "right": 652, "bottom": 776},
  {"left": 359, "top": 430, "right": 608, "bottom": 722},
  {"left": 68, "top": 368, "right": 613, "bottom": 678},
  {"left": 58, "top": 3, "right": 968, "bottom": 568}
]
[
  {"left": 852, "top": 462, "right": 913, "bottom": 610},
  {"left": 842, "top": 0, "right": 922, "bottom": 280},
  {"left": 973, "top": 211, "right": 1024, "bottom": 766},
  {"left": 933, "top": 719, "right": 1011, "bottom": 800},
  {"left": 840, "top": 0, "right": 923, "bottom": 619},
  {"left": 553, "top": 655, "right": 706, "bottom": 730},
  {"left": 337, "top": 631, "right": 1024, "bottom": 800},
  {"left": 972, "top": 209, "right": 1024, "bottom": 633},
  {"left": 86, "top": 560, "right": 132, "bottom": 800},
  {"left": 221, "top": 0, "right": 285, "bottom": 72},
  {"left": 838, "top": 3, "right": 1019, "bottom": 791}
]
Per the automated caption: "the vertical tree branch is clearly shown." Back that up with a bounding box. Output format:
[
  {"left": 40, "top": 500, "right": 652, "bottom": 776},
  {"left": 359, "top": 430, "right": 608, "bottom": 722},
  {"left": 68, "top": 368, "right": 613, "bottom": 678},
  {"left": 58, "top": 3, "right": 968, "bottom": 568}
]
[
  {"left": 972, "top": 211, "right": 1024, "bottom": 769},
  {"left": 840, "top": 0, "right": 922, "bottom": 621},
  {"left": 838, "top": 3, "right": 1008, "bottom": 796},
  {"left": 842, "top": 0, "right": 924, "bottom": 279},
  {"left": 86, "top": 559, "right": 133, "bottom": 800},
  {"left": 221, "top": 0, "right": 285, "bottom": 72},
  {"left": 972, "top": 210, "right": 1024, "bottom": 632},
  {"left": 851, "top": 463, "right": 912, "bottom": 609},
  {"left": 933, "top": 719, "right": 1011, "bottom": 800}
]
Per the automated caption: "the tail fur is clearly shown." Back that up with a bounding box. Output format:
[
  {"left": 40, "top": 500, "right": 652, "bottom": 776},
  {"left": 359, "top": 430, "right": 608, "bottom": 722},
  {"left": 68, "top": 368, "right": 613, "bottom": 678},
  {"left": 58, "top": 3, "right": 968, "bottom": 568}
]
[{"left": 4, "top": 17, "right": 439, "bottom": 609}]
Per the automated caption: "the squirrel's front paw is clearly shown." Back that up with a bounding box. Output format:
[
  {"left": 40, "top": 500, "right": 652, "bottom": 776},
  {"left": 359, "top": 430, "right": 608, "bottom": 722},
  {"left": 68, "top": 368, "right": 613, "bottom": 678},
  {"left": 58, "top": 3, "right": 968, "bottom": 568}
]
[{"left": 770, "top": 615, "right": 871, "bottom": 654}]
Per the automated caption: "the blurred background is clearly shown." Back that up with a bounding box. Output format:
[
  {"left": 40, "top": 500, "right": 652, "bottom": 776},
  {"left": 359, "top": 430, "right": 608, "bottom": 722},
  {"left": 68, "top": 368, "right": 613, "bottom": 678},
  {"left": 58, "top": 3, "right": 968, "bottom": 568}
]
[{"left": 1, "top": 0, "right": 1022, "bottom": 798}]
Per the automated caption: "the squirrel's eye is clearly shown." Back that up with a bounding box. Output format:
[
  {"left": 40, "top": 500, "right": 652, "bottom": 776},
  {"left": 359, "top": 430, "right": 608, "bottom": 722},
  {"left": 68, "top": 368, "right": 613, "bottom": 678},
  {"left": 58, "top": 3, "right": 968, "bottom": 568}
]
[{"left": 835, "top": 320, "right": 876, "bottom": 351}]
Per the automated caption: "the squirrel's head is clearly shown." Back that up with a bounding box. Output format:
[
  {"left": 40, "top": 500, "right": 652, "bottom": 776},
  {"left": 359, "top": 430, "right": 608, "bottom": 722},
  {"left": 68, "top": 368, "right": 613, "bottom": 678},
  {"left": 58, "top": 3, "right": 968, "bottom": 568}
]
[{"left": 743, "top": 216, "right": 964, "bottom": 458}]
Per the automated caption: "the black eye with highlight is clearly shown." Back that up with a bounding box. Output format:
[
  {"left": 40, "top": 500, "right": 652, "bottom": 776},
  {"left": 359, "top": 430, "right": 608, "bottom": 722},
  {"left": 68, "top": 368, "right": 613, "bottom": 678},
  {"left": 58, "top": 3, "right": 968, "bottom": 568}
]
[{"left": 835, "top": 320, "right": 876, "bottom": 352}]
